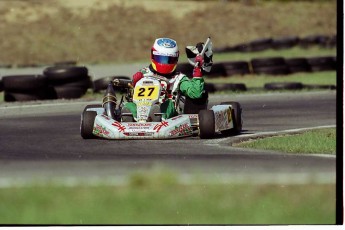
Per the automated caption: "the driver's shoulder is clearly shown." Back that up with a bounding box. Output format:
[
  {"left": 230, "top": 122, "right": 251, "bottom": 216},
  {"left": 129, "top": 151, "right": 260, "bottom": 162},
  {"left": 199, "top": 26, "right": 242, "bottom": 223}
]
[
  {"left": 173, "top": 72, "right": 188, "bottom": 81},
  {"left": 141, "top": 66, "right": 152, "bottom": 76}
]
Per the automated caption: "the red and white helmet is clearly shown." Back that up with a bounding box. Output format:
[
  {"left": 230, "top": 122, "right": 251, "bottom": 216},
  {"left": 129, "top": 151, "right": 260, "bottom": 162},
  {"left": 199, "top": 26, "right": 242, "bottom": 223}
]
[{"left": 151, "top": 38, "right": 179, "bottom": 75}]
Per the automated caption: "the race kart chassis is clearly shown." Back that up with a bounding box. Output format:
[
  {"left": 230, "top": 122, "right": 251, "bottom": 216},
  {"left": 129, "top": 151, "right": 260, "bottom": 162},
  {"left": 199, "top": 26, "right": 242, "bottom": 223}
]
[{"left": 80, "top": 103, "right": 241, "bottom": 140}]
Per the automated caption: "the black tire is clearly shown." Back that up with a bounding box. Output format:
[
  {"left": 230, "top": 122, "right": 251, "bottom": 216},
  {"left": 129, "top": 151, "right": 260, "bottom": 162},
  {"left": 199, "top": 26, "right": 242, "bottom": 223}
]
[
  {"left": 253, "top": 66, "right": 290, "bottom": 75},
  {"left": 264, "top": 82, "right": 304, "bottom": 90},
  {"left": 220, "top": 101, "right": 242, "bottom": 135},
  {"left": 248, "top": 38, "right": 273, "bottom": 52},
  {"left": 3, "top": 86, "right": 56, "bottom": 102},
  {"left": 80, "top": 105, "right": 102, "bottom": 139},
  {"left": 303, "top": 84, "right": 336, "bottom": 90},
  {"left": 198, "top": 110, "right": 215, "bottom": 139},
  {"left": 208, "top": 63, "right": 227, "bottom": 78},
  {"left": 93, "top": 76, "right": 131, "bottom": 92},
  {"left": 223, "top": 61, "right": 250, "bottom": 76},
  {"left": 299, "top": 35, "right": 323, "bottom": 48},
  {"left": 272, "top": 36, "right": 299, "bottom": 49},
  {"left": 60, "top": 77, "right": 93, "bottom": 91},
  {"left": 231, "top": 43, "right": 251, "bottom": 52},
  {"left": 2, "top": 75, "right": 48, "bottom": 91},
  {"left": 285, "top": 57, "right": 311, "bottom": 73},
  {"left": 307, "top": 56, "right": 336, "bottom": 72},
  {"left": 54, "top": 86, "right": 86, "bottom": 99},
  {"left": 184, "top": 92, "right": 208, "bottom": 114},
  {"left": 4, "top": 91, "right": 41, "bottom": 102},
  {"left": 43, "top": 66, "right": 88, "bottom": 85},
  {"left": 213, "top": 46, "right": 236, "bottom": 53},
  {"left": 251, "top": 57, "right": 286, "bottom": 68}
]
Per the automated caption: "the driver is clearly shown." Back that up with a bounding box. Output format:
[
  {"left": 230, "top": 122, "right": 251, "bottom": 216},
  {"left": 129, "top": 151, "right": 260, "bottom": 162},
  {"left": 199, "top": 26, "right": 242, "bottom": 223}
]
[{"left": 122, "top": 37, "right": 205, "bottom": 121}]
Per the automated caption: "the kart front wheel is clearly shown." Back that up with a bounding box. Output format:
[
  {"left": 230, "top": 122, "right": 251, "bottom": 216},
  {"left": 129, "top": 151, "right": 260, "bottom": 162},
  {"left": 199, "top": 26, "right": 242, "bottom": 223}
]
[
  {"left": 80, "top": 105, "right": 101, "bottom": 139},
  {"left": 198, "top": 110, "right": 215, "bottom": 139}
]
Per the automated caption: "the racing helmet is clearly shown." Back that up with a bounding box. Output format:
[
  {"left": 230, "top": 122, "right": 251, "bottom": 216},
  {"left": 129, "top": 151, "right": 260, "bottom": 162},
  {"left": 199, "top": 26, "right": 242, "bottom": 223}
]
[{"left": 151, "top": 38, "right": 179, "bottom": 75}]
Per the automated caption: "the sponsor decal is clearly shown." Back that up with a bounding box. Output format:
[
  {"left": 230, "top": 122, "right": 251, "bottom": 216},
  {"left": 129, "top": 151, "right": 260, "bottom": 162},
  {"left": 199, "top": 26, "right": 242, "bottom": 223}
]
[
  {"left": 93, "top": 124, "right": 111, "bottom": 138},
  {"left": 127, "top": 123, "right": 152, "bottom": 127},
  {"left": 169, "top": 123, "right": 192, "bottom": 137},
  {"left": 138, "top": 106, "right": 149, "bottom": 114},
  {"left": 101, "top": 114, "right": 111, "bottom": 120},
  {"left": 188, "top": 114, "right": 198, "bottom": 119},
  {"left": 136, "top": 101, "right": 152, "bottom": 107},
  {"left": 227, "top": 108, "right": 232, "bottom": 123},
  {"left": 127, "top": 123, "right": 153, "bottom": 130},
  {"left": 214, "top": 109, "right": 231, "bottom": 130},
  {"left": 171, "top": 115, "right": 183, "bottom": 121},
  {"left": 152, "top": 51, "right": 178, "bottom": 57},
  {"left": 111, "top": 121, "right": 126, "bottom": 132},
  {"left": 153, "top": 121, "right": 169, "bottom": 132},
  {"left": 123, "top": 132, "right": 154, "bottom": 137},
  {"left": 142, "top": 81, "right": 154, "bottom": 85},
  {"left": 156, "top": 38, "right": 177, "bottom": 48}
]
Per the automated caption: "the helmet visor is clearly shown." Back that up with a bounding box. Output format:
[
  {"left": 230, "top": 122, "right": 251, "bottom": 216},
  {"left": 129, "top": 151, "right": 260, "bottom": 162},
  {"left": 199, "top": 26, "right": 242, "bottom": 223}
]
[{"left": 152, "top": 55, "right": 178, "bottom": 64}]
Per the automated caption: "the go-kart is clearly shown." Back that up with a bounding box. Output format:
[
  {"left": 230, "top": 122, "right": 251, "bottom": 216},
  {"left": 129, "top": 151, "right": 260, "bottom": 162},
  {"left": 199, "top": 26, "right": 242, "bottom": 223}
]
[
  {"left": 80, "top": 37, "right": 243, "bottom": 140},
  {"left": 80, "top": 75, "right": 242, "bottom": 139}
]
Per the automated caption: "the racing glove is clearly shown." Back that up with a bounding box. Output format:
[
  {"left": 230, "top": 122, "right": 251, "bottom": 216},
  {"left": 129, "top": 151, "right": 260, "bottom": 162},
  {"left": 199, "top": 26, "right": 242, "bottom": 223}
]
[
  {"left": 132, "top": 72, "right": 144, "bottom": 86},
  {"left": 193, "top": 55, "right": 204, "bottom": 78}
]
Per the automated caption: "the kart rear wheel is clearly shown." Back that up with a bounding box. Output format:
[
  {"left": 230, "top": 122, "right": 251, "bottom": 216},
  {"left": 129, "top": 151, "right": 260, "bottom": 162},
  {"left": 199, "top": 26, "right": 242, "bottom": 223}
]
[
  {"left": 80, "top": 105, "right": 101, "bottom": 139},
  {"left": 220, "top": 101, "right": 242, "bottom": 136},
  {"left": 198, "top": 110, "right": 215, "bottom": 139}
]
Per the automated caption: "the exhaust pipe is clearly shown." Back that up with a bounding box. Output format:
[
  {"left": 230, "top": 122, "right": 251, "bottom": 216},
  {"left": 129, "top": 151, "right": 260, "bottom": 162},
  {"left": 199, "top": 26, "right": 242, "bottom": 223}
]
[{"left": 102, "top": 83, "right": 117, "bottom": 119}]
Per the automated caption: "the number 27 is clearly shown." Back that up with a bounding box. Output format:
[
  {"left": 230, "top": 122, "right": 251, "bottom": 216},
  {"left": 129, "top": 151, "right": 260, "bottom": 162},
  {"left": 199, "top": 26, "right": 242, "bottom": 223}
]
[{"left": 138, "top": 87, "right": 155, "bottom": 97}]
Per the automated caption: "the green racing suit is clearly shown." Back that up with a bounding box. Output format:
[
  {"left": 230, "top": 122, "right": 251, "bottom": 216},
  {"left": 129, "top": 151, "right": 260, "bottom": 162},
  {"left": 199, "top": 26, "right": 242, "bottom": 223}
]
[{"left": 124, "top": 65, "right": 204, "bottom": 119}]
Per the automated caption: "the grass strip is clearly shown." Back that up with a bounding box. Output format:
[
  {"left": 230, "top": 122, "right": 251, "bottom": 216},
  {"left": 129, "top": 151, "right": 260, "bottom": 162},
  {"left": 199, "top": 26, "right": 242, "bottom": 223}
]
[
  {"left": 235, "top": 128, "right": 336, "bottom": 154},
  {"left": 0, "top": 182, "right": 335, "bottom": 225}
]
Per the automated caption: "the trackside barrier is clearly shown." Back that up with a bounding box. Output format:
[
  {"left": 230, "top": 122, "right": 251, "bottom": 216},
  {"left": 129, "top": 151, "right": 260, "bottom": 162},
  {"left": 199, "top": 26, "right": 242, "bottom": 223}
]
[{"left": 0, "top": 55, "right": 337, "bottom": 101}]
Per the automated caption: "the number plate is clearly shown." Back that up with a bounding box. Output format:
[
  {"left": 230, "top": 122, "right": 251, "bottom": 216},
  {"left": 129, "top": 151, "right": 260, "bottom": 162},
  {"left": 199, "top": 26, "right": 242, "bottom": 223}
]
[{"left": 133, "top": 85, "right": 159, "bottom": 100}]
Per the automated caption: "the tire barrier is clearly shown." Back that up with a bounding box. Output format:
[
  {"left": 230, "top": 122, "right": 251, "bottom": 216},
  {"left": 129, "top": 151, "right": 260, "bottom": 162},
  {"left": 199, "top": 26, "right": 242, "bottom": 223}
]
[
  {"left": 264, "top": 82, "right": 304, "bottom": 90},
  {"left": 43, "top": 66, "right": 91, "bottom": 99},
  {"left": 198, "top": 55, "right": 335, "bottom": 77},
  {"left": 214, "top": 34, "right": 336, "bottom": 54},
  {"left": 250, "top": 57, "right": 290, "bottom": 75},
  {"left": 1, "top": 65, "right": 92, "bottom": 102},
  {"left": 2, "top": 75, "right": 56, "bottom": 102},
  {"left": 0, "top": 54, "right": 336, "bottom": 102},
  {"left": 205, "top": 81, "right": 335, "bottom": 92}
]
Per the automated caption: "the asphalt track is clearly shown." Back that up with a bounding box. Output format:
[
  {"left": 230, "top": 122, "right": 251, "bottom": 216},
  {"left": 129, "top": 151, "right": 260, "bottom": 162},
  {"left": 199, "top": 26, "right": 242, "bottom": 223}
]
[{"left": 0, "top": 91, "right": 337, "bottom": 186}]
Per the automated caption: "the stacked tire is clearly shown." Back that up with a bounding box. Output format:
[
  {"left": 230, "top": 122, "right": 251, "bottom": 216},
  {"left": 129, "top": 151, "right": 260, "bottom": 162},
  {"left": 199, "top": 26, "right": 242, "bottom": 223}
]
[
  {"left": 1, "top": 65, "right": 91, "bottom": 102},
  {"left": 223, "top": 61, "right": 250, "bottom": 76},
  {"left": 272, "top": 36, "right": 299, "bottom": 50},
  {"left": 306, "top": 56, "right": 336, "bottom": 72},
  {"left": 43, "top": 66, "right": 91, "bottom": 99},
  {"left": 2, "top": 74, "right": 55, "bottom": 102},
  {"left": 250, "top": 57, "right": 290, "bottom": 75},
  {"left": 285, "top": 57, "right": 311, "bottom": 74}
]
